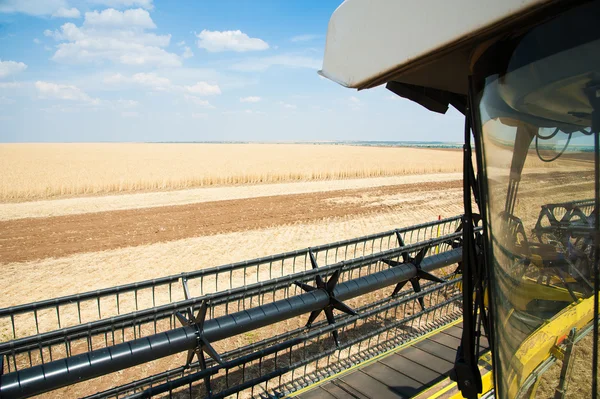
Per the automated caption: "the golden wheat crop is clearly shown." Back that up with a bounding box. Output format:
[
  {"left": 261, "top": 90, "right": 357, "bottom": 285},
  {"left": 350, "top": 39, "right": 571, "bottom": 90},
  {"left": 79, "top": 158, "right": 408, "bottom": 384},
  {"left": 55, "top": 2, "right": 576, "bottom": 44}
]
[{"left": 0, "top": 143, "right": 463, "bottom": 202}]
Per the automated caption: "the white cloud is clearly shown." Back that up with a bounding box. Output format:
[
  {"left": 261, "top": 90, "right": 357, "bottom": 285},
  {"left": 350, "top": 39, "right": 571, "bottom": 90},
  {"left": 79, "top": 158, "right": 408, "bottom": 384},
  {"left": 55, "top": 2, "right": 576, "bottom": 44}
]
[
  {"left": 104, "top": 72, "right": 171, "bottom": 90},
  {"left": 0, "top": 60, "right": 27, "bottom": 79},
  {"left": 231, "top": 54, "right": 320, "bottom": 72},
  {"left": 35, "top": 81, "right": 99, "bottom": 104},
  {"left": 105, "top": 73, "right": 220, "bottom": 99},
  {"left": 184, "top": 81, "right": 221, "bottom": 95},
  {"left": 278, "top": 101, "right": 296, "bottom": 110},
  {"left": 196, "top": 30, "right": 269, "bottom": 52},
  {"left": 103, "top": 73, "right": 127, "bottom": 84},
  {"left": 130, "top": 72, "right": 171, "bottom": 88},
  {"left": 52, "top": 7, "right": 80, "bottom": 18},
  {"left": 184, "top": 94, "right": 213, "bottom": 108},
  {"left": 89, "top": 0, "right": 154, "bottom": 10},
  {"left": 33, "top": 38, "right": 42, "bottom": 44},
  {"left": 290, "top": 34, "right": 320, "bottom": 43},
  {"left": 182, "top": 46, "right": 193, "bottom": 59},
  {"left": 177, "top": 41, "right": 186, "bottom": 47},
  {"left": 84, "top": 8, "right": 155, "bottom": 29},
  {"left": 44, "top": 23, "right": 82, "bottom": 40},
  {"left": 45, "top": 10, "right": 180, "bottom": 67},
  {"left": 0, "top": 0, "right": 68, "bottom": 16},
  {"left": 132, "top": 72, "right": 171, "bottom": 88},
  {"left": 240, "top": 96, "right": 261, "bottom": 103}
]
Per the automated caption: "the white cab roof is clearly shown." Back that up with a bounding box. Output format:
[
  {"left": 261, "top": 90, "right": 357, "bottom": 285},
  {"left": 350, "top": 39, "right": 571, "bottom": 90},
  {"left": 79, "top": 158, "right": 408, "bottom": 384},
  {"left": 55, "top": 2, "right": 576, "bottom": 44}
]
[{"left": 320, "top": 0, "right": 552, "bottom": 90}]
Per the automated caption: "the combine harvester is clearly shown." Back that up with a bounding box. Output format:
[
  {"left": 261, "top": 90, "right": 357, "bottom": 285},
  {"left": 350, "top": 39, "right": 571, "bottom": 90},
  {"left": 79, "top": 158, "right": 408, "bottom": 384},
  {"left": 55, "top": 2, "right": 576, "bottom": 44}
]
[{"left": 1, "top": 0, "right": 599, "bottom": 398}]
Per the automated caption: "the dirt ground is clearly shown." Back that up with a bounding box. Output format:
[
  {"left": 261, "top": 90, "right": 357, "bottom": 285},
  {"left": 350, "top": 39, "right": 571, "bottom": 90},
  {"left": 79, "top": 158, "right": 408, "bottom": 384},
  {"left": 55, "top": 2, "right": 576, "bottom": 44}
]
[
  {"left": 0, "top": 180, "right": 462, "bottom": 263},
  {"left": 1, "top": 169, "right": 590, "bottom": 265}
]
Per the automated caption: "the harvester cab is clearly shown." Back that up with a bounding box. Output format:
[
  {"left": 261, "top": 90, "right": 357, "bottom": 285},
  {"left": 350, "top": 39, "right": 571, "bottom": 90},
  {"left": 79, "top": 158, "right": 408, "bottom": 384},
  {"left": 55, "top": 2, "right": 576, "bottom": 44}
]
[{"left": 321, "top": 0, "right": 600, "bottom": 398}]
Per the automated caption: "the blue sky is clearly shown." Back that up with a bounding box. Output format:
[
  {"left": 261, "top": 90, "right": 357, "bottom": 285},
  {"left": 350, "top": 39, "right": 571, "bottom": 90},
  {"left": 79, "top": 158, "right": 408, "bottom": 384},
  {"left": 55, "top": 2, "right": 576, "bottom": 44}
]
[{"left": 0, "top": 0, "right": 463, "bottom": 142}]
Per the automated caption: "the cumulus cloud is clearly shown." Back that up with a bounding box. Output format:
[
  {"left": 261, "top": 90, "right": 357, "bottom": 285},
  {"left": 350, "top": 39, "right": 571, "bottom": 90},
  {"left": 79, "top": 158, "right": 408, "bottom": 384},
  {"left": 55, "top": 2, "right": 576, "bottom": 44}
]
[
  {"left": 131, "top": 72, "right": 171, "bottom": 88},
  {"left": 184, "top": 95, "right": 213, "bottom": 108},
  {"left": 196, "top": 30, "right": 269, "bottom": 52},
  {"left": 44, "top": 9, "right": 180, "bottom": 67},
  {"left": 231, "top": 54, "right": 320, "bottom": 72},
  {"left": 182, "top": 46, "right": 193, "bottom": 59},
  {"left": 84, "top": 8, "right": 155, "bottom": 28},
  {"left": 0, "top": 0, "right": 68, "bottom": 16},
  {"left": 0, "top": 60, "right": 27, "bottom": 79},
  {"left": 184, "top": 81, "right": 221, "bottom": 95},
  {"left": 52, "top": 7, "right": 80, "bottom": 18},
  {"left": 105, "top": 72, "right": 220, "bottom": 96},
  {"left": 240, "top": 96, "right": 260, "bottom": 103},
  {"left": 103, "top": 73, "right": 127, "bottom": 84},
  {"left": 90, "top": 0, "right": 154, "bottom": 10},
  {"left": 104, "top": 72, "right": 171, "bottom": 90},
  {"left": 290, "top": 34, "right": 320, "bottom": 43},
  {"left": 35, "top": 81, "right": 99, "bottom": 104}
]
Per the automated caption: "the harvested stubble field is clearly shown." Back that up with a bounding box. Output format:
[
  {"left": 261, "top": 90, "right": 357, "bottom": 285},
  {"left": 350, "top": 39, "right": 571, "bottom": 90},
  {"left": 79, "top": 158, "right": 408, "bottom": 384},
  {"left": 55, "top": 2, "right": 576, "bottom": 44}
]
[{"left": 0, "top": 143, "right": 592, "bottom": 398}]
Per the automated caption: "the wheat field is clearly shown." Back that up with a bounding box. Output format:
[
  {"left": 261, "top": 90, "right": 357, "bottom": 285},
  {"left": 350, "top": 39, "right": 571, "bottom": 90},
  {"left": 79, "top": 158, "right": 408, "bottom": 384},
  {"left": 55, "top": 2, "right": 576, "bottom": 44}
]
[{"left": 0, "top": 143, "right": 463, "bottom": 202}]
